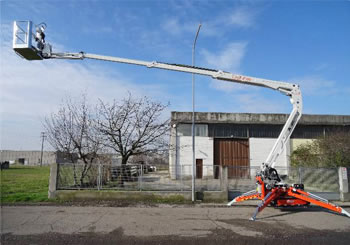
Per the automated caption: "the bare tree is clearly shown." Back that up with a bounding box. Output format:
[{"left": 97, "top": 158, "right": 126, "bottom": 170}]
[
  {"left": 44, "top": 95, "right": 103, "bottom": 186},
  {"left": 97, "top": 94, "right": 170, "bottom": 166}
]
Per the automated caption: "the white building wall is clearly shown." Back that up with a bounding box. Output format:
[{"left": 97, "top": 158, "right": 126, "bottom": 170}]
[
  {"left": 170, "top": 136, "right": 293, "bottom": 178},
  {"left": 176, "top": 136, "right": 214, "bottom": 178},
  {"left": 290, "top": 138, "right": 314, "bottom": 152},
  {"left": 249, "top": 138, "right": 289, "bottom": 174},
  {"left": 169, "top": 127, "right": 177, "bottom": 179}
]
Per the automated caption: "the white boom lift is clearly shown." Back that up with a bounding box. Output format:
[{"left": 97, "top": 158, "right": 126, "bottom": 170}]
[{"left": 13, "top": 21, "right": 350, "bottom": 220}]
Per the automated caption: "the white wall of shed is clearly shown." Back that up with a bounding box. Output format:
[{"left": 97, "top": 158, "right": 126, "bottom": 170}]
[
  {"left": 170, "top": 135, "right": 295, "bottom": 178},
  {"left": 249, "top": 138, "right": 290, "bottom": 175},
  {"left": 290, "top": 138, "right": 315, "bottom": 152},
  {"left": 169, "top": 127, "right": 177, "bottom": 179},
  {"left": 175, "top": 136, "right": 214, "bottom": 178}
]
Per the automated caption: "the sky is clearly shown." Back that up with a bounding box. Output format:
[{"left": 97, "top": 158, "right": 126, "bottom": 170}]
[{"left": 0, "top": 0, "right": 350, "bottom": 150}]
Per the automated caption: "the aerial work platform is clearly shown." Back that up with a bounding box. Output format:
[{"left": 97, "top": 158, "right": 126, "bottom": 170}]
[
  {"left": 13, "top": 21, "right": 50, "bottom": 60},
  {"left": 12, "top": 20, "right": 350, "bottom": 221}
]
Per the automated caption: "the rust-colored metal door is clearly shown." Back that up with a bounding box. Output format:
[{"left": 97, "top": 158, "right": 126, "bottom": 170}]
[
  {"left": 214, "top": 138, "right": 249, "bottom": 178},
  {"left": 196, "top": 159, "right": 203, "bottom": 179}
]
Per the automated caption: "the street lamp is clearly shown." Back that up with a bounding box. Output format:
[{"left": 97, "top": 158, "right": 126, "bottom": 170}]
[{"left": 192, "top": 23, "right": 201, "bottom": 202}]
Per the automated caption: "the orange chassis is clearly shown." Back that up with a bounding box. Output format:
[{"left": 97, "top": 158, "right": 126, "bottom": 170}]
[{"left": 228, "top": 176, "right": 350, "bottom": 221}]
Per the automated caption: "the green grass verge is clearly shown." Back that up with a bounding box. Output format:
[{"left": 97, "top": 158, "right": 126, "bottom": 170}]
[{"left": 1, "top": 165, "right": 51, "bottom": 203}]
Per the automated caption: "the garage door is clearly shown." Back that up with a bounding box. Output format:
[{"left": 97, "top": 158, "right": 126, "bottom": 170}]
[{"left": 214, "top": 138, "right": 249, "bottom": 178}]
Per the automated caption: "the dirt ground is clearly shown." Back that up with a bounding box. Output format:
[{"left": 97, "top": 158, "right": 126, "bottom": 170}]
[{"left": 2, "top": 203, "right": 350, "bottom": 245}]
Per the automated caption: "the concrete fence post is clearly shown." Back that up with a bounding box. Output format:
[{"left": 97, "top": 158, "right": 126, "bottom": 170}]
[
  {"left": 139, "top": 165, "right": 143, "bottom": 191},
  {"left": 97, "top": 164, "right": 102, "bottom": 190},
  {"left": 338, "top": 167, "right": 350, "bottom": 201},
  {"left": 180, "top": 165, "right": 183, "bottom": 191},
  {"left": 220, "top": 166, "right": 228, "bottom": 194},
  {"left": 298, "top": 167, "right": 302, "bottom": 183},
  {"left": 48, "top": 162, "right": 58, "bottom": 199}
]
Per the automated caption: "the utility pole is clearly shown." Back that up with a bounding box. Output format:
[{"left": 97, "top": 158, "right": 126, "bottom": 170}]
[
  {"left": 192, "top": 23, "right": 201, "bottom": 202},
  {"left": 40, "top": 132, "right": 46, "bottom": 167}
]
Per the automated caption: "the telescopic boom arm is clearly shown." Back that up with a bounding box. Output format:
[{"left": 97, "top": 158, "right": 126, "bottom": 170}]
[
  {"left": 13, "top": 20, "right": 302, "bottom": 176},
  {"left": 49, "top": 51, "right": 303, "bottom": 172}
]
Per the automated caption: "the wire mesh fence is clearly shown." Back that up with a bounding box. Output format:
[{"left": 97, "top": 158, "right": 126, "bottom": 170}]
[
  {"left": 57, "top": 163, "right": 222, "bottom": 191},
  {"left": 227, "top": 166, "right": 339, "bottom": 193},
  {"left": 56, "top": 163, "right": 339, "bottom": 193}
]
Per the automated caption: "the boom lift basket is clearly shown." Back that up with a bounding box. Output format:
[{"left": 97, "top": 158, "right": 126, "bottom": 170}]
[{"left": 13, "top": 21, "right": 43, "bottom": 60}]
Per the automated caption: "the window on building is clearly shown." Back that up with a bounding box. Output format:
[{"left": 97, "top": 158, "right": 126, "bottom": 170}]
[
  {"left": 196, "top": 124, "right": 208, "bottom": 137},
  {"left": 177, "top": 124, "right": 191, "bottom": 136},
  {"left": 209, "top": 124, "right": 248, "bottom": 138},
  {"left": 177, "top": 124, "right": 208, "bottom": 137}
]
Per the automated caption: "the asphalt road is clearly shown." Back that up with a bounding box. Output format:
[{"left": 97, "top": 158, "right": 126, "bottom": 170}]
[{"left": 2, "top": 204, "right": 350, "bottom": 244}]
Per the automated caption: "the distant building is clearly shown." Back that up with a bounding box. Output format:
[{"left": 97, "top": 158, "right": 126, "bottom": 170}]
[
  {"left": 0, "top": 150, "right": 56, "bottom": 166},
  {"left": 169, "top": 112, "right": 350, "bottom": 179},
  {"left": 55, "top": 151, "right": 79, "bottom": 164}
]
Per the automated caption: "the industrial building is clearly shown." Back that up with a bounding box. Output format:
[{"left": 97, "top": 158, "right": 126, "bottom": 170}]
[
  {"left": 0, "top": 150, "right": 56, "bottom": 166},
  {"left": 169, "top": 112, "right": 350, "bottom": 179}
]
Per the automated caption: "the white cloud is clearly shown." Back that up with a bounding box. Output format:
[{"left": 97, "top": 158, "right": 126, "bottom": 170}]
[
  {"left": 289, "top": 75, "right": 337, "bottom": 96},
  {"left": 1, "top": 48, "right": 138, "bottom": 117},
  {"left": 201, "top": 42, "right": 247, "bottom": 72},
  {"left": 161, "top": 6, "right": 258, "bottom": 37},
  {"left": 235, "top": 93, "right": 286, "bottom": 113},
  {"left": 201, "top": 42, "right": 251, "bottom": 92},
  {"left": 162, "top": 18, "right": 185, "bottom": 36},
  {"left": 228, "top": 6, "right": 256, "bottom": 28},
  {"left": 210, "top": 80, "right": 258, "bottom": 93},
  {"left": 0, "top": 25, "right": 168, "bottom": 150},
  {"left": 197, "top": 91, "right": 288, "bottom": 114}
]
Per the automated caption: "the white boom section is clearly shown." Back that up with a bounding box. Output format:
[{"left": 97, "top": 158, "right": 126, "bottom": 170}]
[
  {"left": 10, "top": 19, "right": 302, "bottom": 170},
  {"left": 49, "top": 51, "right": 302, "bottom": 170}
]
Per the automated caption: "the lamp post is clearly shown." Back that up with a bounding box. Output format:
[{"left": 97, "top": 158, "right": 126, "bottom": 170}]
[{"left": 192, "top": 23, "right": 201, "bottom": 202}]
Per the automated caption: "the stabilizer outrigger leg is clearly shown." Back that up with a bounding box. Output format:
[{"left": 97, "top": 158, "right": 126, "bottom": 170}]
[
  {"left": 249, "top": 188, "right": 283, "bottom": 221},
  {"left": 227, "top": 190, "right": 261, "bottom": 206},
  {"left": 287, "top": 188, "right": 350, "bottom": 218},
  {"left": 228, "top": 183, "right": 350, "bottom": 221}
]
